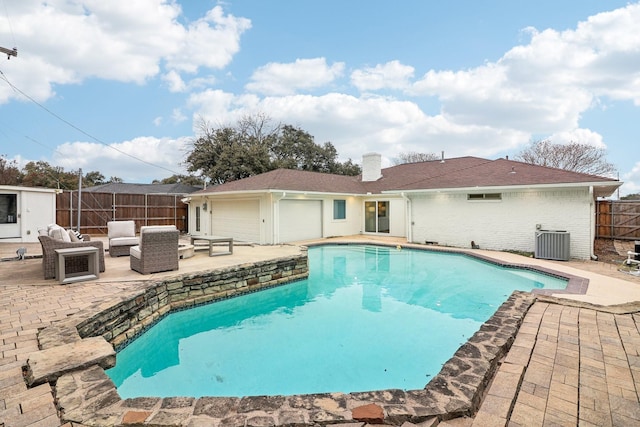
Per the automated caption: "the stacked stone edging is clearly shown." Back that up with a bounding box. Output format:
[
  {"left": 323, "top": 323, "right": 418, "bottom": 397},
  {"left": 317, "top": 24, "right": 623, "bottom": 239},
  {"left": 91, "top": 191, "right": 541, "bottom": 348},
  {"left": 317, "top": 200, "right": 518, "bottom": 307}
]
[
  {"left": 72, "top": 254, "right": 309, "bottom": 350},
  {"left": 41, "top": 284, "right": 536, "bottom": 426}
]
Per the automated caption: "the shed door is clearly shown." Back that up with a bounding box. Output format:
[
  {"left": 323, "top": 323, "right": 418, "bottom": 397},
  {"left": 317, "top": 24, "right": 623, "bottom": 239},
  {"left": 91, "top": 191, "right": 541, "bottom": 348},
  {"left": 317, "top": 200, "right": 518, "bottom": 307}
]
[
  {"left": 279, "top": 200, "right": 322, "bottom": 242},
  {"left": 211, "top": 200, "right": 260, "bottom": 243},
  {"left": 0, "top": 193, "right": 19, "bottom": 239}
]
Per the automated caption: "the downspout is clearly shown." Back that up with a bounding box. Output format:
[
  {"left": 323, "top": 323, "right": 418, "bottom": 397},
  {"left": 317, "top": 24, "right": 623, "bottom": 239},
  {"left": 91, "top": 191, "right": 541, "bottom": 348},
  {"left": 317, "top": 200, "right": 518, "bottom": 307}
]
[
  {"left": 401, "top": 192, "right": 412, "bottom": 243},
  {"left": 272, "top": 192, "right": 287, "bottom": 244},
  {"left": 589, "top": 186, "right": 598, "bottom": 261}
]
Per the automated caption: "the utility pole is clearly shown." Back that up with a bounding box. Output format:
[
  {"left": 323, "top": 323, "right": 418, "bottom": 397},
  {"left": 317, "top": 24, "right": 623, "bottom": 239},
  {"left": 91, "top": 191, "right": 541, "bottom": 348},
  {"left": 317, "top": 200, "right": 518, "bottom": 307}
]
[
  {"left": 0, "top": 46, "right": 17, "bottom": 59},
  {"left": 77, "top": 168, "right": 83, "bottom": 233}
]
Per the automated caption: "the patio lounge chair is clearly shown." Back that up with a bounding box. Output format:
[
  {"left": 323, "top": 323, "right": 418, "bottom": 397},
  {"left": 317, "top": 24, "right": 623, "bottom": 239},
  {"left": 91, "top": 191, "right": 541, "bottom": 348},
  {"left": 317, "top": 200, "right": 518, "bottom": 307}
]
[
  {"left": 107, "top": 220, "right": 139, "bottom": 257},
  {"left": 38, "top": 234, "right": 106, "bottom": 280},
  {"left": 130, "top": 225, "right": 179, "bottom": 275}
]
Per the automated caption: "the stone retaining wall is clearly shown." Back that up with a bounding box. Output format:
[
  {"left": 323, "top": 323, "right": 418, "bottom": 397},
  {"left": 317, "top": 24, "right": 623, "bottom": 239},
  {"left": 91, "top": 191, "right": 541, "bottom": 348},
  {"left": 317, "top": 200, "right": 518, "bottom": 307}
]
[{"left": 77, "top": 253, "right": 309, "bottom": 350}]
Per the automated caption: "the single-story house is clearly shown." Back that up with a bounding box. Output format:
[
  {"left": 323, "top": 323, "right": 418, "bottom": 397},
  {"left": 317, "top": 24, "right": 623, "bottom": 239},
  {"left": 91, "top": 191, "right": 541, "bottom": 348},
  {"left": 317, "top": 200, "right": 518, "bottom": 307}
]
[
  {"left": 183, "top": 153, "right": 622, "bottom": 260},
  {"left": 0, "top": 185, "right": 58, "bottom": 243}
]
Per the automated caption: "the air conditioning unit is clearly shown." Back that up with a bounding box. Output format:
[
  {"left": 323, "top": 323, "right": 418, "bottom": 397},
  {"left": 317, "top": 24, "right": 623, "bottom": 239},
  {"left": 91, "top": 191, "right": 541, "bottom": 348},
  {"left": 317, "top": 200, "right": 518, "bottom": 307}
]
[{"left": 535, "top": 230, "right": 570, "bottom": 261}]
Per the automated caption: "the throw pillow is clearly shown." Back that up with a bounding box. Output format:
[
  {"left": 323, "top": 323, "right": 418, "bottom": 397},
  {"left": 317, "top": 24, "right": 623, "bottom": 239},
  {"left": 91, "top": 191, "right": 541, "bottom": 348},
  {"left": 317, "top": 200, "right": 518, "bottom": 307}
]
[
  {"left": 48, "top": 225, "right": 71, "bottom": 242},
  {"left": 68, "top": 229, "right": 84, "bottom": 242}
]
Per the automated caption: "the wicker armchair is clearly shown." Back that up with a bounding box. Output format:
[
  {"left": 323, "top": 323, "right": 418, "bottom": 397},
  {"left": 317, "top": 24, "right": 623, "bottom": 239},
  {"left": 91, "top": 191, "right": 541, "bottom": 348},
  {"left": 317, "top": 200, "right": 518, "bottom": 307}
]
[
  {"left": 107, "top": 220, "right": 139, "bottom": 257},
  {"left": 130, "top": 225, "right": 179, "bottom": 274},
  {"left": 38, "top": 235, "right": 106, "bottom": 280}
]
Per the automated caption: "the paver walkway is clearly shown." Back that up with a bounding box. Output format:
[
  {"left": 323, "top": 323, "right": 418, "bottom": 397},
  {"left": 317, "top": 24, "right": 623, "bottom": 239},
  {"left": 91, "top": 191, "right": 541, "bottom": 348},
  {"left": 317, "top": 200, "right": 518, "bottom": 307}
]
[
  {"left": 472, "top": 299, "right": 640, "bottom": 426},
  {"left": 2, "top": 238, "right": 640, "bottom": 426}
]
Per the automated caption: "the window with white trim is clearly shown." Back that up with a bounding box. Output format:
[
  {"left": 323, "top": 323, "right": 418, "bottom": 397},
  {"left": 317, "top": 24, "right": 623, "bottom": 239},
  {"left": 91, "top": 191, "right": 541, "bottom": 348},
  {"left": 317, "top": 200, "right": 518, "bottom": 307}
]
[{"left": 333, "top": 199, "right": 346, "bottom": 220}]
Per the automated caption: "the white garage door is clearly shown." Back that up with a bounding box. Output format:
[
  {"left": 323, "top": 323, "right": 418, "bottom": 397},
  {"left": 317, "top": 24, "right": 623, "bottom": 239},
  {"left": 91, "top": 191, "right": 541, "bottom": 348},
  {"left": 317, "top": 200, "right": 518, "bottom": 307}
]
[
  {"left": 279, "top": 200, "right": 322, "bottom": 242},
  {"left": 211, "top": 200, "right": 261, "bottom": 243}
]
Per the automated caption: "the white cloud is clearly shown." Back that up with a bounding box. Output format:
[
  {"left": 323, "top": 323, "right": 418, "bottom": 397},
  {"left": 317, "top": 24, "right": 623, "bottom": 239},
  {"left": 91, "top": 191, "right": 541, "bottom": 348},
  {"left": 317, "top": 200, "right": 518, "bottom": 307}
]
[
  {"left": 163, "top": 70, "right": 187, "bottom": 93},
  {"left": 0, "top": 1, "right": 249, "bottom": 103},
  {"left": 547, "top": 129, "right": 605, "bottom": 147},
  {"left": 171, "top": 108, "right": 187, "bottom": 124},
  {"left": 621, "top": 162, "right": 640, "bottom": 196},
  {"left": 245, "top": 58, "right": 345, "bottom": 96},
  {"left": 351, "top": 60, "right": 415, "bottom": 92},
  {"left": 52, "top": 136, "right": 191, "bottom": 182},
  {"left": 164, "top": 6, "right": 252, "bottom": 74},
  {"left": 189, "top": 90, "right": 528, "bottom": 166},
  {"left": 409, "top": 3, "right": 640, "bottom": 134}
]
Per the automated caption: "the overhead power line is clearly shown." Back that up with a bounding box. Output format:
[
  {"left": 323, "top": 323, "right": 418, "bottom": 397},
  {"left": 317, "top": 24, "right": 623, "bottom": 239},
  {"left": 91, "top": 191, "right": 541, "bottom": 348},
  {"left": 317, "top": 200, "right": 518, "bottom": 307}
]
[{"left": 0, "top": 69, "right": 181, "bottom": 176}]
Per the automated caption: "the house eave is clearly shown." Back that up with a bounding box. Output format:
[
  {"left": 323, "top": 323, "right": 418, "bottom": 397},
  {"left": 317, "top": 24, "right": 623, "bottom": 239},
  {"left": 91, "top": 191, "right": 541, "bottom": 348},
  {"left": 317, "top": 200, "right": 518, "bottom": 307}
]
[
  {"left": 0, "top": 185, "right": 60, "bottom": 194},
  {"left": 189, "top": 189, "right": 362, "bottom": 198},
  {"left": 383, "top": 181, "right": 623, "bottom": 196},
  {"left": 188, "top": 180, "right": 623, "bottom": 199}
]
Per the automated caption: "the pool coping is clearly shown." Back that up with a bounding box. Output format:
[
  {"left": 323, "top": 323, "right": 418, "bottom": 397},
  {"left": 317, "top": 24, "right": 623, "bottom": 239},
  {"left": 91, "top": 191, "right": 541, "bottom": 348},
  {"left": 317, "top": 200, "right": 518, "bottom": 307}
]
[
  {"left": 305, "top": 241, "right": 590, "bottom": 296},
  {"left": 28, "top": 243, "right": 591, "bottom": 426}
]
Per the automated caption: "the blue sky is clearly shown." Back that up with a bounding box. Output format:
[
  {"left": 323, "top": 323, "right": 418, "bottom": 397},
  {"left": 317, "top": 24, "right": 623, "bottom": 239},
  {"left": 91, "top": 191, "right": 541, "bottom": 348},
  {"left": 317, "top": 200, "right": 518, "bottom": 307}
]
[{"left": 0, "top": 0, "right": 638, "bottom": 195}]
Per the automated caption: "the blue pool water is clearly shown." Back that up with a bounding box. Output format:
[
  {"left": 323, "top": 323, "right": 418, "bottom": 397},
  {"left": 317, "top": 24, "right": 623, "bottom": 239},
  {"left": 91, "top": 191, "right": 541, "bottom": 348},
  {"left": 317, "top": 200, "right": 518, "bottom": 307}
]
[{"left": 107, "top": 245, "right": 567, "bottom": 397}]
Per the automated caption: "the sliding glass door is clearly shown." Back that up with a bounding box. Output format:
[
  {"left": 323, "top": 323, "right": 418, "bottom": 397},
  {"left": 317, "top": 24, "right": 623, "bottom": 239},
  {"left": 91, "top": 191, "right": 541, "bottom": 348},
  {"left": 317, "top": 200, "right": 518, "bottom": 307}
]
[{"left": 364, "top": 201, "right": 389, "bottom": 233}]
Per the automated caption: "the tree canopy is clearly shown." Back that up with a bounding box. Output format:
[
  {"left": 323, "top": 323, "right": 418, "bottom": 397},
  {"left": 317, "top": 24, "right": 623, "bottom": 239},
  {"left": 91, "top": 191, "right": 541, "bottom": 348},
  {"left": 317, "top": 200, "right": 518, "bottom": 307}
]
[
  {"left": 515, "top": 139, "right": 616, "bottom": 177},
  {"left": 185, "top": 114, "right": 361, "bottom": 184},
  {"left": 621, "top": 193, "right": 640, "bottom": 200},
  {"left": 0, "top": 157, "right": 124, "bottom": 190},
  {"left": 152, "top": 174, "right": 205, "bottom": 186},
  {"left": 0, "top": 156, "right": 22, "bottom": 185}
]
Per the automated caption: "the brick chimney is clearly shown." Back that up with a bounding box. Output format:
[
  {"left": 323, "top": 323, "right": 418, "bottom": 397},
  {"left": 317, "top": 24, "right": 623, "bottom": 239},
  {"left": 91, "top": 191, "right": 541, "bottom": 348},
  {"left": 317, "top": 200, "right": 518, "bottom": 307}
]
[{"left": 362, "top": 153, "right": 382, "bottom": 182}]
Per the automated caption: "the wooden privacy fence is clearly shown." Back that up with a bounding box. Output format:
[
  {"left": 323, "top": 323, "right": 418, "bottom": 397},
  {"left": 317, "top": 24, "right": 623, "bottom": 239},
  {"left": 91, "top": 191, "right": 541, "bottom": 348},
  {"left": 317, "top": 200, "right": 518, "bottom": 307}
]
[
  {"left": 56, "top": 191, "right": 189, "bottom": 235},
  {"left": 596, "top": 200, "right": 640, "bottom": 240}
]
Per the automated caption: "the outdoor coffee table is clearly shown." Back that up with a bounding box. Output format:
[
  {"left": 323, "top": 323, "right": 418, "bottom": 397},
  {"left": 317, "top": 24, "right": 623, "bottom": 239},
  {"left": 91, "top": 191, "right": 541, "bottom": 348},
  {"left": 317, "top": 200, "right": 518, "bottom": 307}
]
[
  {"left": 189, "top": 235, "right": 233, "bottom": 257},
  {"left": 54, "top": 246, "right": 100, "bottom": 284}
]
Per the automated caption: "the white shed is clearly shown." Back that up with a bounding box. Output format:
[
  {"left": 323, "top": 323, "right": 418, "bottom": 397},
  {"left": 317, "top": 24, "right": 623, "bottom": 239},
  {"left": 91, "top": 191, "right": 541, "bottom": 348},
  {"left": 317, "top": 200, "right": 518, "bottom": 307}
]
[{"left": 0, "top": 186, "right": 58, "bottom": 243}]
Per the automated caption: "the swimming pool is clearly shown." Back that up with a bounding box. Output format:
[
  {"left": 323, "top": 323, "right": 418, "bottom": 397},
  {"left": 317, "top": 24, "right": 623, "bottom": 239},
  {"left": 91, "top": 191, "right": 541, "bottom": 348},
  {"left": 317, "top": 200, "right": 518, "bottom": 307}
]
[{"left": 106, "top": 245, "right": 567, "bottom": 398}]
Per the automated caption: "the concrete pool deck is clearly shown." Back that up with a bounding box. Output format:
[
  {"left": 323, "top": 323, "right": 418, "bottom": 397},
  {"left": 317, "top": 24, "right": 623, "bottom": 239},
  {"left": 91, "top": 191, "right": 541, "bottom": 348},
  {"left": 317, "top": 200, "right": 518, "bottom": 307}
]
[{"left": 1, "top": 236, "right": 640, "bottom": 426}]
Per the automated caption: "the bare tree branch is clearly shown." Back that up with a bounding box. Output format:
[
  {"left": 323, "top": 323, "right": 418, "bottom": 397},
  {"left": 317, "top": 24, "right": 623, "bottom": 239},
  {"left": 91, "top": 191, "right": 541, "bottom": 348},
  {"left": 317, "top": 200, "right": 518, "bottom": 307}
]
[
  {"left": 393, "top": 151, "right": 440, "bottom": 165},
  {"left": 515, "top": 139, "right": 617, "bottom": 177}
]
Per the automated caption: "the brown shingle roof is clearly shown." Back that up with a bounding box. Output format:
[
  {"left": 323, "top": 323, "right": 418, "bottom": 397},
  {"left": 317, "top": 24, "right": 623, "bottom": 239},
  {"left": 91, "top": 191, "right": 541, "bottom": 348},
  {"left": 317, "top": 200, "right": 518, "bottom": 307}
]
[
  {"left": 193, "top": 157, "right": 620, "bottom": 196},
  {"left": 391, "top": 158, "right": 619, "bottom": 191},
  {"left": 193, "top": 169, "right": 368, "bottom": 195}
]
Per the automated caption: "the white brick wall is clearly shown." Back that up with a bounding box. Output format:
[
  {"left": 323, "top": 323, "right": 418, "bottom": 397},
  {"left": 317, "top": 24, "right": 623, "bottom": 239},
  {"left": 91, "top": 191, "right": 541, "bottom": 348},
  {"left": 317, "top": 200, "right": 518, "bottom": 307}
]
[{"left": 409, "top": 188, "right": 593, "bottom": 259}]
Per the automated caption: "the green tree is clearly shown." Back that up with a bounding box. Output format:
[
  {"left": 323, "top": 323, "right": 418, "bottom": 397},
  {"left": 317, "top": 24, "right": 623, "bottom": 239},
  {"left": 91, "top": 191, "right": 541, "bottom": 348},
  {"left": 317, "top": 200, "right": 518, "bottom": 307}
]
[
  {"left": 621, "top": 193, "right": 640, "bottom": 200},
  {"left": 153, "top": 174, "right": 204, "bottom": 186},
  {"left": 186, "top": 123, "right": 272, "bottom": 185},
  {"left": 83, "top": 171, "right": 106, "bottom": 187},
  {"left": 392, "top": 151, "right": 440, "bottom": 165},
  {"left": 185, "top": 114, "right": 361, "bottom": 184},
  {"left": 515, "top": 139, "right": 616, "bottom": 176},
  {"left": 21, "top": 161, "right": 79, "bottom": 189},
  {"left": 0, "top": 155, "right": 23, "bottom": 185}
]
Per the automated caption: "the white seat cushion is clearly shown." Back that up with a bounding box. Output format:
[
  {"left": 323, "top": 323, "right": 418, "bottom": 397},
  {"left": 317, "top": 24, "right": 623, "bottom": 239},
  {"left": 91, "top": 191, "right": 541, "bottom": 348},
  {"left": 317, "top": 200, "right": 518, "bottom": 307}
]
[
  {"left": 108, "top": 221, "right": 136, "bottom": 238},
  {"left": 129, "top": 245, "right": 141, "bottom": 259},
  {"left": 110, "top": 236, "right": 139, "bottom": 246},
  {"left": 140, "top": 225, "right": 177, "bottom": 234}
]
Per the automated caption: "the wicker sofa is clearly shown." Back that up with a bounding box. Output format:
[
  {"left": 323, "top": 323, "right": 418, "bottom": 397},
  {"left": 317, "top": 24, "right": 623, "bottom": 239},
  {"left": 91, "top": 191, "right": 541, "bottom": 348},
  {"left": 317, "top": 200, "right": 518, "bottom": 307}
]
[
  {"left": 38, "top": 235, "right": 106, "bottom": 280},
  {"left": 107, "top": 220, "right": 139, "bottom": 257},
  {"left": 130, "top": 225, "right": 179, "bottom": 275}
]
